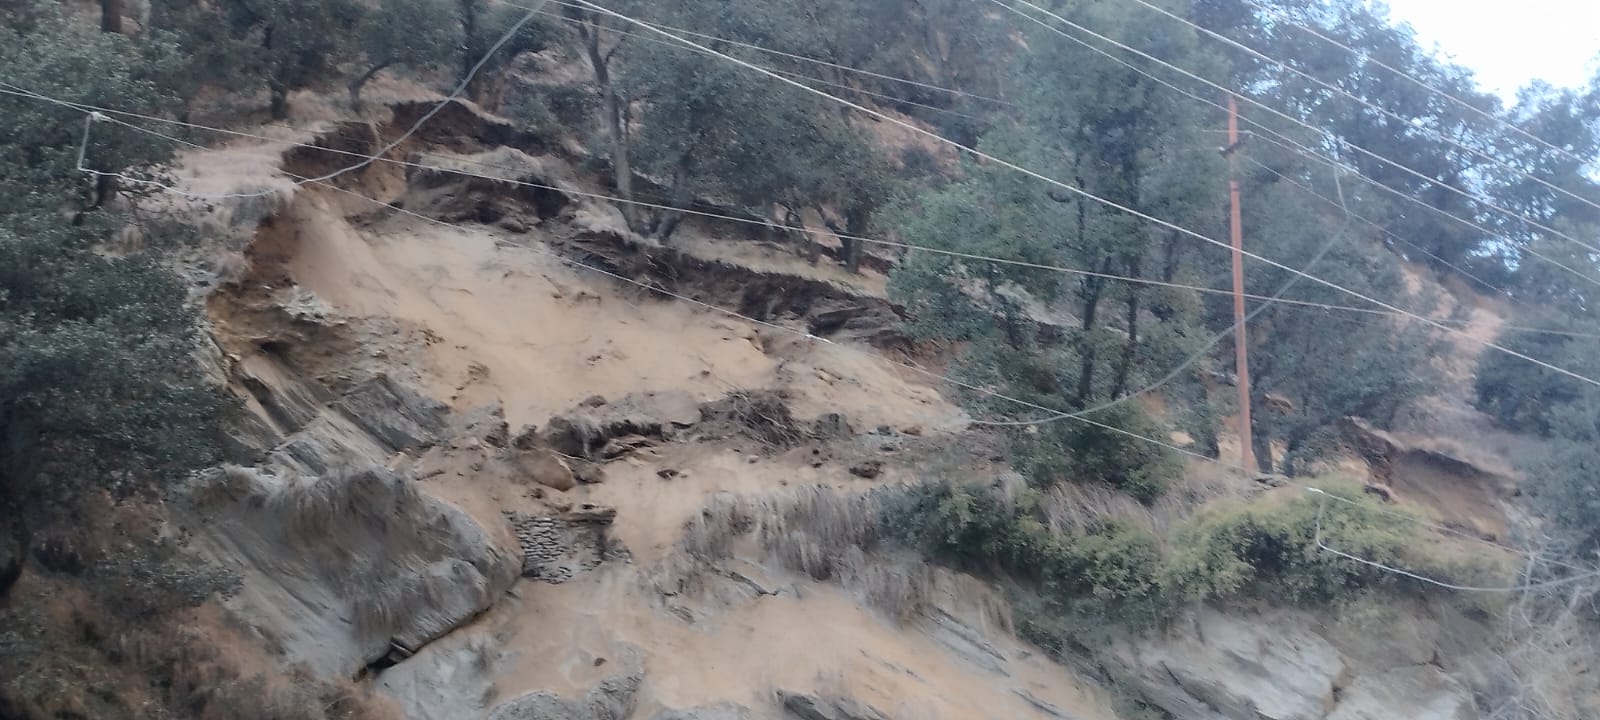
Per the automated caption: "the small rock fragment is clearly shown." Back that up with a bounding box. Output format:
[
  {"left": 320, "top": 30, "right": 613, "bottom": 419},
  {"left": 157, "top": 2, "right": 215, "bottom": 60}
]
[{"left": 849, "top": 461, "right": 884, "bottom": 479}]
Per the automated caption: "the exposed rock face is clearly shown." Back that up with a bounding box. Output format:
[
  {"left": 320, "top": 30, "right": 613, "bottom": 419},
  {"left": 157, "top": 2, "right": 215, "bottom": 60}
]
[
  {"left": 1113, "top": 608, "right": 1346, "bottom": 720},
  {"left": 184, "top": 465, "right": 519, "bottom": 678},
  {"left": 648, "top": 703, "right": 754, "bottom": 720},
  {"left": 1325, "top": 667, "right": 1475, "bottom": 720},
  {"left": 1115, "top": 606, "right": 1482, "bottom": 720},
  {"left": 777, "top": 690, "right": 891, "bottom": 720},
  {"left": 486, "top": 671, "right": 642, "bottom": 720},
  {"left": 375, "top": 629, "right": 502, "bottom": 720},
  {"left": 331, "top": 374, "right": 449, "bottom": 454}
]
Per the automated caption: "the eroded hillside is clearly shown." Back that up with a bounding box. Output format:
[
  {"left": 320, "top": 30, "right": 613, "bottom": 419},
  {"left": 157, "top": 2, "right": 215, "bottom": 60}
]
[
  {"left": 153, "top": 93, "right": 1586, "bottom": 720},
  {"left": 7, "top": 2, "right": 1600, "bottom": 719}
]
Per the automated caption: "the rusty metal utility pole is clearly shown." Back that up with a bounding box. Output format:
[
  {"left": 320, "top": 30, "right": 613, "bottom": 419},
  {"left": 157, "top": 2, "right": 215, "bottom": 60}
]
[{"left": 1221, "top": 94, "right": 1254, "bottom": 474}]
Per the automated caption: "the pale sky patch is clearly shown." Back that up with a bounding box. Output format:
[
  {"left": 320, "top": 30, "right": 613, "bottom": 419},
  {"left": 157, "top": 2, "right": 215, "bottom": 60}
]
[{"left": 1379, "top": 0, "right": 1600, "bottom": 100}]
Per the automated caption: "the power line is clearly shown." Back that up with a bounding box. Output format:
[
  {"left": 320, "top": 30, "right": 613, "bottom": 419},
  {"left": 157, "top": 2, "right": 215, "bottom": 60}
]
[
  {"left": 986, "top": 0, "right": 1600, "bottom": 294},
  {"left": 520, "top": 0, "right": 1014, "bottom": 107},
  {"left": 17, "top": 83, "right": 1600, "bottom": 344},
  {"left": 25, "top": 87, "right": 1584, "bottom": 597},
  {"left": 555, "top": 0, "right": 1600, "bottom": 389},
  {"left": 1239, "top": 0, "right": 1594, "bottom": 170},
  {"left": 971, "top": 167, "right": 1359, "bottom": 428},
  {"left": 1308, "top": 489, "right": 1600, "bottom": 593},
  {"left": 1238, "top": 154, "right": 1519, "bottom": 301},
  {"left": 495, "top": 1, "right": 989, "bottom": 122},
  {"left": 994, "top": 0, "right": 1600, "bottom": 265},
  {"left": 1244, "top": 130, "right": 1600, "bottom": 293},
  {"left": 14, "top": 0, "right": 555, "bottom": 201},
  {"left": 1118, "top": 0, "right": 1600, "bottom": 221}
]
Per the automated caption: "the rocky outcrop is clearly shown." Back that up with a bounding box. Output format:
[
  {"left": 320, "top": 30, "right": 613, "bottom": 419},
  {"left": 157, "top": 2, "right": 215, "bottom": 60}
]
[
  {"left": 1114, "top": 606, "right": 1482, "bottom": 720},
  {"left": 1114, "top": 607, "right": 1346, "bottom": 720},
  {"left": 777, "top": 690, "right": 891, "bottom": 720},
  {"left": 1325, "top": 667, "right": 1475, "bottom": 720},
  {"left": 183, "top": 465, "right": 519, "bottom": 678},
  {"left": 486, "top": 671, "right": 642, "bottom": 720},
  {"left": 331, "top": 374, "right": 448, "bottom": 454},
  {"left": 537, "top": 390, "right": 702, "bottom": 459},
  {"left": 649, "top": 704, "right": 753, "bottom": 720}
]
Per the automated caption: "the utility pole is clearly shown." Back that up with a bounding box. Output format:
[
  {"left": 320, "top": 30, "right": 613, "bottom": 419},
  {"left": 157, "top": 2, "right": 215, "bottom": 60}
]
[{"left": 1221, "top": 94, "right": 1255, "bottom": 474}]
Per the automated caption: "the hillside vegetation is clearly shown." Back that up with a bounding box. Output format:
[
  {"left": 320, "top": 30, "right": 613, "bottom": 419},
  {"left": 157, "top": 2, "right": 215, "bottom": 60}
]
[{"left": 3, "top": 0, "right": 1600, "bottom": 719}]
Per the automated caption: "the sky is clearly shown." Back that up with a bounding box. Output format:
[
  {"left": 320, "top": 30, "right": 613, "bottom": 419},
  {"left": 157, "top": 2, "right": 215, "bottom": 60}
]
[{"left": 1381, "top": 0, "right": 1600, "bottom": 100}]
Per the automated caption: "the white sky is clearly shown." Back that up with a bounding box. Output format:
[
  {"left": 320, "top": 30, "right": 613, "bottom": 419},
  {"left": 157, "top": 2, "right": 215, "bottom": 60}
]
[{"left": 1380, "top": 0, "right": 1600, "bottom": 100}]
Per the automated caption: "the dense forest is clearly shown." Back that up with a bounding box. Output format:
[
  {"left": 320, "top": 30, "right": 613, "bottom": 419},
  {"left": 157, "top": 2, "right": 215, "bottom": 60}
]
[{"left": 3, "top": 0, "right": 1600, "bottom": 717}]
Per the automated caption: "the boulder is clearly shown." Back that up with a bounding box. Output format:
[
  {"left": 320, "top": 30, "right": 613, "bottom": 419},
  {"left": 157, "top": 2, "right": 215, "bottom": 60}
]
[
  {"left": 542, "top": 390, "right": 701, "bottom": 458},
  {"left": 848, "top": 461, "right": 883, "bottom": 479},
  {"left": 812, "top": 413, "right": 854, "bottom": 440},
  {"left": 514, "top": 447, "right": 577, "bottom": 491}
]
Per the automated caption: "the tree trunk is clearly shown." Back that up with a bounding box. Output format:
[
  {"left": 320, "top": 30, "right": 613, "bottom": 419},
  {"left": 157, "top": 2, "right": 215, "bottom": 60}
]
[
  {"left": 91, "top": 173, "right": 118, "bottom": 211},
  {"left": 1073, "top": 257, "right": 1114, "bottom": 406},
  {"left": 1251, "top": 421, "right": 1274, "bottom": 474},
  {"left": 606, "top": 93, "right": 641, "bottom": 232},
  {"left": 460, "top": 0, "right": 480, "bottom": 86},
  {"left": 843, "top": 207, "right": 868, "bottom": 274},
  {"left": 268, "top": 79, "right": 290, "bottom": 120},
  {"left": 347, "top": 61, "right": 393, "bottom": 110},
  {"left": 0, "top": 410, "right": 41, "bottom": 598},
  {"left": 1110, "top": 259, "right": 1142, "bottom": 398},
  {"left": 99, "top": 0, "right": 123, "bottom": 33},
  {"left": 654, "top": 150, "right": 697, "bottom": 243}
]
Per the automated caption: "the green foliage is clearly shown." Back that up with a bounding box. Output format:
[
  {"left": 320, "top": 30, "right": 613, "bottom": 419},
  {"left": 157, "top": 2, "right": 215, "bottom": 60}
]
[
  {"left": 458, "top": 0, "right": 559, "bottom": 104},
  {"left": 1014, "top": 405, "right": 1183, "bottom": 502},
  {"left": 1164, "top": 484, "right": 1411, "bottom": 605},
  {"left": 882, "top": 477, "right": 1428, "bottom": 649},
  {"left": 1525, "top": 440, "right": 1600, "bottom": 556},
  {"left": 0, "top": 0, "right": 221, "bottom": 543},
  {"left": 605, "top": 0, "right": 890, "bottom": 242},
  {"left": 880, "top": 481, "right": 1163, "bottom": 625},
  {"left": 0, "top": 3, "right": 183, "bottom": 214},
  {"left": 349, "top": 0, "right": 461, "bottom": 105},
  {"left": 152, "top": 0, "right": 367, "bottom": 118},
  {"left": 1474, "top": 309, "right": 1600, "bottom": 439}
]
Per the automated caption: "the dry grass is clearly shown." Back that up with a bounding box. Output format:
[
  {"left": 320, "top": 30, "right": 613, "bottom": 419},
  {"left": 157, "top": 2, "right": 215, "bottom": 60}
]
[
  {"left": 1038, "top": 472, "right": 1229, "bottom": 543},
  {"left": 679, "top": 485, "right": 941, "bottom": 622}
]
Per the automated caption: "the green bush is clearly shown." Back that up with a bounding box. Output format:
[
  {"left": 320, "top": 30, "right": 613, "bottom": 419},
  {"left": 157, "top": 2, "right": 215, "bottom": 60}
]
[
  {"left": 877, "top": 482, "right": 1162, "bottom": 623},
  {"left": 1013, "top": 404, "right": 1181, "bottom": 503},
  {"left": 1164, "top": 484, "right": 1412, "bottom": 605}
]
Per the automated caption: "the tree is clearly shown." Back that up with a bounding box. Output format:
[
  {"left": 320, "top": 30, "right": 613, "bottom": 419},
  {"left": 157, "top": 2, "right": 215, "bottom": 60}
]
[
  {"left": 349, "top": 0, "right": 460, "bottom": 108},
  {"left": 457, "top": 0, "right": 556, "bottom": 108},
  {"left": 1223, "top": 167, "right": 1434, "bottom": 472},
  {"left": 215, "top": 0, "right": 367, "bottom": 119},
  {"left": 0, "top": 2, "right": 220, "bottom": 594}
]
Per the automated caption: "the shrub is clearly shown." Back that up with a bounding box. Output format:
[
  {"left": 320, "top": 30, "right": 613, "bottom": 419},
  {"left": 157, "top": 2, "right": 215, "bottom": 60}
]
[
  {"left": 1164, "top": 484, "right": 1412, "bottom": 605},
  {"left": 878, "top": 481, "right": 1162, "bottom": 624},
  {"left": 1013, "top": 404, "right": 1182, "bottom": 503}
]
